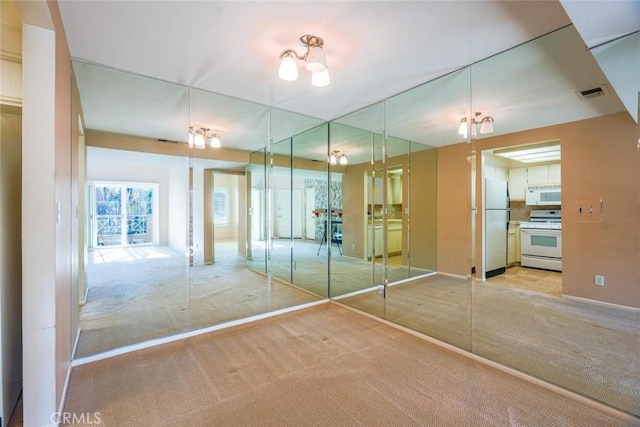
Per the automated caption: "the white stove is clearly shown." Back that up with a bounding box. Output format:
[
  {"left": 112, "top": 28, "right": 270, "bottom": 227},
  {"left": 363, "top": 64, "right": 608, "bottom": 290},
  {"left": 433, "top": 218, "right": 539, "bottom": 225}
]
[
  {"left": 520, "top": 209, "right": 562, "bottom": 230},
  {"left": 520, "top": 210, "right": 562, "bottom": 271}
]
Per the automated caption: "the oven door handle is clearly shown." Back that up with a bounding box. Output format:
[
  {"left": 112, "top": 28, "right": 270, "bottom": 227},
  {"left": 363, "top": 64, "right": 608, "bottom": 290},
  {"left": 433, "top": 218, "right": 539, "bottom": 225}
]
[{"left": 521, "top": 228, "right": 561, "bottom": 235}]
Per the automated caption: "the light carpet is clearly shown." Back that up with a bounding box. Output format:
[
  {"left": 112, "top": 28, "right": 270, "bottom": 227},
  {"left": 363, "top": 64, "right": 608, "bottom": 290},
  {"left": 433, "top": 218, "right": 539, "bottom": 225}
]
[{"left": 63, "top": 303, "right": 638, "bottom": 426}]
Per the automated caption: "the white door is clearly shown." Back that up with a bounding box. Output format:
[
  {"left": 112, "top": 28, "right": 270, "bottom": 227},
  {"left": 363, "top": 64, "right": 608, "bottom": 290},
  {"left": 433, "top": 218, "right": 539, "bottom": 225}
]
[
  {"left": 277, "top": 189, "right": 292, "bottom": 238},
  {"left": 277, "top": 189, "right": 304, "bottom": 239},
  {"left": 292, "top": 189, "right": 303, "bottom": 239},
  {"left": 305, "top": 188, "right": 316, "bottom": 239}
]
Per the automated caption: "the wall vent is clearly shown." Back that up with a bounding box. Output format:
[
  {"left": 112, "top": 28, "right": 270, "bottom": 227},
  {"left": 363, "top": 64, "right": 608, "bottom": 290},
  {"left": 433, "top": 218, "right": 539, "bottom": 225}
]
[{"left": 576, "top": 85, "right": 608, "bottom": 101}]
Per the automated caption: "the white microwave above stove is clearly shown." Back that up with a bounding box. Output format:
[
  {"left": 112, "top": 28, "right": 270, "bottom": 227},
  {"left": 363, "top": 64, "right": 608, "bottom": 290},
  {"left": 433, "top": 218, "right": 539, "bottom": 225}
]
[{"left": 526, "top": 185, "right": 561, "bottom": 206}]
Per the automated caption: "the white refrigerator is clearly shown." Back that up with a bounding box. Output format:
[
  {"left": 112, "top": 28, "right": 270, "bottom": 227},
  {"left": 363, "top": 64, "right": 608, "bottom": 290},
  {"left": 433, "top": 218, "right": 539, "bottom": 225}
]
[{"left": 484, "top": 178, "right": 509, "bottom": 278}]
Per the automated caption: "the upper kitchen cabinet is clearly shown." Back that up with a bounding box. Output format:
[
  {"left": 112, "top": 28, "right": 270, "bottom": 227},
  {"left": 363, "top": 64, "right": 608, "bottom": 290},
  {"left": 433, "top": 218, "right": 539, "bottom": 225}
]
[
  {"left": 527, "top": 164, "right": 561, "bottom": 185},
  {"left": 548, "top": 163, "right": 561, "bottom": 183},
  {"left": 508, "top": 163, "right": 561, "bottom": 201},
  {"left": 368, "top": 171, "right": 402, "bottom": 206},
  {"left": 388, "top": 169, "right": 403, "bottom": 205},
  {"left": 508, "top": 168, "right": 527, "bottom": 201}
]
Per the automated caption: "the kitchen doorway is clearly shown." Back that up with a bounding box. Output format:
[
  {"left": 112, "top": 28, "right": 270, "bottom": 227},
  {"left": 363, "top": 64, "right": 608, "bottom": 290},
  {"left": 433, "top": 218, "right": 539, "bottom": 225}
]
[{"left": 481, "top": 142, "right": 563, "bottom": 297}]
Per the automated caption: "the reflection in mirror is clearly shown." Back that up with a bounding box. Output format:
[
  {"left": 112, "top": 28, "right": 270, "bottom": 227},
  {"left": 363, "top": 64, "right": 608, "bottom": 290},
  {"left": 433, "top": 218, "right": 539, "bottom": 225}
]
[
  {"left": 74, "top": 61, "right": 324, "bottom": 358},
  {"left": 247, "top": 148, "right": 267, "bottom": 273},
  {"left": 254, "top": 108, "right": 328, "bottom": 299},
  {"left": 268, "top": 126, "right": 331, "bottom": 298},
  {"left": 329, "top": 102, "right": 386, "bottom": 316},
  {"left": 247, "top": 105, "right": 327, "bottom": 283},
  {"left": 73, "top": 60, "right": 191, "bottom": 357},
  {"left": 384, "top": 67, "right": 473, "bottom": 350},
  {"left": 470, "top": 25, "right": 639, "bottom": 416},
  {"left": 291, "top": 124, "right": 330, "bottom": 298},
  {"left": 188, "top": 88, "right": 320, "bottom": 330},
  {"left": 270, "top": 137, "right": 294, "bottom": 286}
]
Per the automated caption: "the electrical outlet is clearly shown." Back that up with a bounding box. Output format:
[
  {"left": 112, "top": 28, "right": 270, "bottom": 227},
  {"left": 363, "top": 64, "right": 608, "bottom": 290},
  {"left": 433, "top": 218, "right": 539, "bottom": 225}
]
[
  {"left": 351, "top": 243, "right": 355, "bottom": 250},
  {"left": 595, "top": 275, "right": 605, "bottom": 287}
]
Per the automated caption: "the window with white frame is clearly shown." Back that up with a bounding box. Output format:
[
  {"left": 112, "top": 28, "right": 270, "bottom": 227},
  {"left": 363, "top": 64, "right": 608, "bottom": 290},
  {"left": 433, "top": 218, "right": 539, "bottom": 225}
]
[{"left": 213, "top": 188, "right": 228, "bottom": 225}]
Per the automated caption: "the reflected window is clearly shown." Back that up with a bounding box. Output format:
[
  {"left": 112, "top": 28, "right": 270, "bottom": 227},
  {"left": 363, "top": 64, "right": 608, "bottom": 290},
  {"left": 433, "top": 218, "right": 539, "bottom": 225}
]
[{"left": 213, "top": 189, "right": 228, "bottom": 225}]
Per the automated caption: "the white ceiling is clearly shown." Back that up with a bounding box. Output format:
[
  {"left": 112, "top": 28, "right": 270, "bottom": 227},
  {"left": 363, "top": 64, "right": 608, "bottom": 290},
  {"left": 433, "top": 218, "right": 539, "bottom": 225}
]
[
  {"left": 560, "top": 1, "right": 640, "bottom": 48},
  {"left": 59, "top": 1, "right": 637, "bottom": 163}
]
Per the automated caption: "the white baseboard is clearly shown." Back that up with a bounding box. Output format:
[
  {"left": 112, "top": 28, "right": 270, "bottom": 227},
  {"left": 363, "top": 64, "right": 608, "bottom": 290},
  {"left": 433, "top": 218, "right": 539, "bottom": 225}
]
[
  {"left": 72, "top": 299, "right": 330, "bottom": 367},
  {"left": 563, "top": 295, "right": 640, "bottom": 312}
]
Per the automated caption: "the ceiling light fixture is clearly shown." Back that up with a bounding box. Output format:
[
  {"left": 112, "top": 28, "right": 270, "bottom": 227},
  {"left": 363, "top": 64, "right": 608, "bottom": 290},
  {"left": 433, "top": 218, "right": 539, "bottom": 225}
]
[
  {"left": 279, "top": 35, "right": 330, "bottom": 87},
  {"left": 329, "top": 150, "right": 348, "bottom": 166},
  {"left": 458, "top": 112, "right": 494, "bottom": 139},
  {"left": 188, "top": 127, "right": 221, "bottom": 149}
]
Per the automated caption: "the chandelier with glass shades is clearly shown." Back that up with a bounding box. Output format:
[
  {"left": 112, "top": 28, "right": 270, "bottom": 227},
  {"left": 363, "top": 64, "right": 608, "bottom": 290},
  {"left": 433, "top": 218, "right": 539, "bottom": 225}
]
[
  {"left": 279, "top": 34, "right": 330, "bottom": 88},
  {"left": 329, "top": 150, "right": 348, "bottom": 166},
  {"left": 458, "top": 112, "right": 494, "bottom": 139},
  {"left": 188, "top": 127, "right": 221, "bottom": 149}
]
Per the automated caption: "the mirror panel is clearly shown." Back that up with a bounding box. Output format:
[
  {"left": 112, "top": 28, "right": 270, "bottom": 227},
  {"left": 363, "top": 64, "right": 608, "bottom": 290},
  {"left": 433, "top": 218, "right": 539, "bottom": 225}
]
[
  {"left": 247, "top": 148, "right": 267, "bottom": 274},
  {"left": 188, "top": 87, "right": 277, "bottom": 329},
  {"left": 270, "top": 136, "right": 294, "bottom": 286},
  {"left": 265, "top": 108, "right": 326, "bottom": 294},
  {"left": 291, "top": 123, "right": 330, "bottom": 298},
  {"left": 329, "top": 102, "right": 386, "bottom": 316},
  {"left": 268, "top": 108, "right": 328, "bottom": 299},
  {"left": 470, "top": 25, "right": 639, "bottom": 416},
  {"left": 384, "top": 67, "right": 473, "bottom": 350},
  {"left": 383, "top": 137, "right": 408, "bottom": 284},
  {"left": 74, "top": 61, "right": 191, "bottom": 357}
]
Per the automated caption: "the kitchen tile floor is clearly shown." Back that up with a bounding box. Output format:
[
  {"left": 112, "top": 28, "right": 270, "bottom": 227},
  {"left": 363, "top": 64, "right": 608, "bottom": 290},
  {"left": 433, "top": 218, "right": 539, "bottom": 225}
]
[{"left": 485, "top": 265, "right": 562, "bottom": 296}]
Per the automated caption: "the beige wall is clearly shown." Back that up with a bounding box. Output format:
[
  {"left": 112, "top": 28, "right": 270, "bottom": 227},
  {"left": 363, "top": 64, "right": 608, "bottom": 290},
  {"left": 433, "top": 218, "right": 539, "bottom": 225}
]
[
  {"left": 436, "top": 142, "right": 472, "bottom": 276},
  {"left": 341, "top": 161, "right": 368, "bottom": 259},
  {"left": 472, "top": 112, "right": 639, "bottom": 308},
  {"left": 409, "top": 149, "right": 438, "bottom": 271},
  {"left": 87, "top": 129, "right": 249, "bottom": 164}
]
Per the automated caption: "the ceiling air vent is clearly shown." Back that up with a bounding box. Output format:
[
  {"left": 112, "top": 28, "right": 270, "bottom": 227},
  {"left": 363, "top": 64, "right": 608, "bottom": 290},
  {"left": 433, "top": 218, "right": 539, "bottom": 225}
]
[{"left": 576, "top": 85, "right": 608, "bottom": 101}]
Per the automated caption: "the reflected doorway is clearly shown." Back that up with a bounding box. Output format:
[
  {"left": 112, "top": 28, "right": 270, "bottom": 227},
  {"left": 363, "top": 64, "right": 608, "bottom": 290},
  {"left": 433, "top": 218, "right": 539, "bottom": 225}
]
[{"left": 212, "top": 172, "right": 245, "bottom": 265}]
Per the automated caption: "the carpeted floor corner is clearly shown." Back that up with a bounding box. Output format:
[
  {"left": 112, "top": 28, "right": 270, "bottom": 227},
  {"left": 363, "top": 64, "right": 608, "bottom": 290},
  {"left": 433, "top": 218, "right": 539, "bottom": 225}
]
[{"left": 64, "top": 303, "right": 638, "bottom": 426}]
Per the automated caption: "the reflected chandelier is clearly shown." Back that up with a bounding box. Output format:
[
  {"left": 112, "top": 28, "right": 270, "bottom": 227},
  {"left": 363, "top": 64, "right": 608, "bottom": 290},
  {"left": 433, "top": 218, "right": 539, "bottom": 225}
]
[
  {"left": 188, "top": 127, "right": 221, "bottom": 149},
  {"left": 458, "top": 112, "right": 494, "bottom": 139},
  {"left": 279, "top": 34, "right": 330, "bottom": 87},
  {"left": 329, "top": 150, "right": 348, "bottom": 166}
]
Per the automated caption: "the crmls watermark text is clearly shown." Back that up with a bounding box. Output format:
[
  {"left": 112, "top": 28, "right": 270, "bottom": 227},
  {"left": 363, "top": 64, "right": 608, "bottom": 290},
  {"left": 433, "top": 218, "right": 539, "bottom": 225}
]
[{"left": 50, "top": 412, "right": 102, "bottom": 424}]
